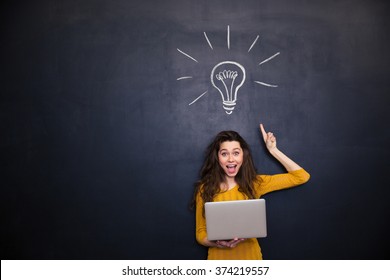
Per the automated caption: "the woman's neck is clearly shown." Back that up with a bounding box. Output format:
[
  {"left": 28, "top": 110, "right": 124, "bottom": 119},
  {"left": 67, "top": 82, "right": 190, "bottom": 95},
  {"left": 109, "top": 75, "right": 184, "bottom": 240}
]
[{"left": 221, "top": 176, "right": 237, "bottom": 191}]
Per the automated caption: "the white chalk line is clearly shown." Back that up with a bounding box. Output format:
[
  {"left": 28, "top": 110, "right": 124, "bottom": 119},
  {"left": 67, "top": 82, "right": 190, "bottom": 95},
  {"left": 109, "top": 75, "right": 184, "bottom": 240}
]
[
  {"left": 189, "top": 91, "right": 208, "bottom": 106},
  {"left": 254, "top": 81, "right": 278, "bottom": 87},
  {"left": 177, "top": 48, "right": 199, "bottom": 63},
  {"left": 177, "top": 76, "right": 192, "bottom": 80},
  {"left": 259, "top": 52, "right": 280, "bottom": 65},
  {"left": 248, "top": 35, "right": 259, "bottom": 53},
  {"left": 204, "top": 32, "right": 213, "bottom": 50},
  {"left": 227, "top": 25, "right": 230, "bottom": 50}
]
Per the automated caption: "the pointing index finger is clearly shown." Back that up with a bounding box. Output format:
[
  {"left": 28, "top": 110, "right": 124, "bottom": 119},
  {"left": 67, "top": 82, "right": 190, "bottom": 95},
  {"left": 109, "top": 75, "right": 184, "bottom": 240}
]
[{"left": 260, "top": 123, "right": 267, "bottom": 139}]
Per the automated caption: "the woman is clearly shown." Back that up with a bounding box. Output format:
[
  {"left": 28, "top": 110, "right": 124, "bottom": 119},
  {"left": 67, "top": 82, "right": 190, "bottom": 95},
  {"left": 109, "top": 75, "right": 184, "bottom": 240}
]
[{"left": 193, "top": 123, "right": 310, "bottom": 260}]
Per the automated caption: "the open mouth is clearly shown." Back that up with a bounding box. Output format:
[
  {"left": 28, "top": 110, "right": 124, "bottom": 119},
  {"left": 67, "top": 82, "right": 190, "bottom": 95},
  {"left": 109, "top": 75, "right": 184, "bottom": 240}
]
[{"left": 226, "top": 164, "right": 237, "bottom": 174}]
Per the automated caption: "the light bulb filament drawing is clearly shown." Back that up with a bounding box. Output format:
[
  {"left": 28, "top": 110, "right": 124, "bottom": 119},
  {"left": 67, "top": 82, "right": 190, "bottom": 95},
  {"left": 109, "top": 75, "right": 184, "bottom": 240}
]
[{"left": 211, "top": 61, "right": 246, "bottom": 114}]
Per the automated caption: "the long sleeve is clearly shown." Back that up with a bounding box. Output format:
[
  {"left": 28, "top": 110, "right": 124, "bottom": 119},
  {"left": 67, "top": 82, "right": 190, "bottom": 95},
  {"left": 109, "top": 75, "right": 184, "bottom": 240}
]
[
  {"left": 195, "top": 191, "right": 207, "bottom": 246},
  {"left": 255, "top": 168, "right": 310, "bottom": 197}
]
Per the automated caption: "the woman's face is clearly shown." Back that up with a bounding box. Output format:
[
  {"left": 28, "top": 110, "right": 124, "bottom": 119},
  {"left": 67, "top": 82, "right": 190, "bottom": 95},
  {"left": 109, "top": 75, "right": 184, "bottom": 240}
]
[{"left": 218, "top": 141, "right": 243, "bottom": 179}]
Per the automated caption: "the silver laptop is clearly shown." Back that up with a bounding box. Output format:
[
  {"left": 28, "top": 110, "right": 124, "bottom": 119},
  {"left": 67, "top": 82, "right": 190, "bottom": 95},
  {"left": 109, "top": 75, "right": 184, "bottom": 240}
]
[{"left": 205, "top": 199, "right": 267, "bottom": 241}]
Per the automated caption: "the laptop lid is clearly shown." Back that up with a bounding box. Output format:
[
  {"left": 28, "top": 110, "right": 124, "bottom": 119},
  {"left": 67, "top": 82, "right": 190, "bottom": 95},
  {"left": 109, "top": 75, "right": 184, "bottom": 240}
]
[{"left": 205, "top": 199, "right": 267, "bottom": 241}]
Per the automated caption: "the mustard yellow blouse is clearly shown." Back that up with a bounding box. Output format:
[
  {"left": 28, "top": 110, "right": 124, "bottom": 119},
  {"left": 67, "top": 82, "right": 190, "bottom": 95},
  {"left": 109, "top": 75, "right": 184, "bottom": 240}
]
[{"left": 195, "top": 168, "right": 310, "bottom": 260}]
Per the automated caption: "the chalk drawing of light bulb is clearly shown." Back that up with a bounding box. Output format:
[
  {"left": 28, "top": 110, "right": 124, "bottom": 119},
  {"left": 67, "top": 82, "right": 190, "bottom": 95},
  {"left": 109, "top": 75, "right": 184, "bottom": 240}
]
[
  {"left": 210, "top": 61, "right": 246, "bottom": 114},
  {"left": 177, "top": 25, "right": 280, "bottom": 114}
]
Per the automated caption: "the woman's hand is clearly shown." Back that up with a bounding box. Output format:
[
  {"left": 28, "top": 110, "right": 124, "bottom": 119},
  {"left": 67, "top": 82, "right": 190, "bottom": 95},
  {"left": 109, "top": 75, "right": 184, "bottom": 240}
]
[
  {"left": 260, "top": 123, "right": 277, "bottom": 152},
  {"left": 259, "top": 123, "right": 304, "bottom": 172},
  {"left": 214, "top": 238, "right": 246, "bottom": 248}
]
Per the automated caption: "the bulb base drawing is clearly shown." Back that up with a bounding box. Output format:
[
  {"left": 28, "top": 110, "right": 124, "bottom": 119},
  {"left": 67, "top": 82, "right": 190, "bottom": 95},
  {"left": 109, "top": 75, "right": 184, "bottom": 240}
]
[{"left": 222, "top": 101, "right": 236, "bottom": 115}]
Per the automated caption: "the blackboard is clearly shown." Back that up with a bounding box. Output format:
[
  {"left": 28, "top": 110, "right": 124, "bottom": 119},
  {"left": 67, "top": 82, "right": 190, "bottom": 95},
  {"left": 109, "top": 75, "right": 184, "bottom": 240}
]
[{"left": 1, "top": 0, "right": 389, "bottom": 259}]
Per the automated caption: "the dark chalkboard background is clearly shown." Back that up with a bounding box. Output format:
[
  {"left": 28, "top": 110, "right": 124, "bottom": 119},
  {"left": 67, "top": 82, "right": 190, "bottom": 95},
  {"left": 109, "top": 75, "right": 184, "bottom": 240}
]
[{"left": 1, "top": 0, "right": 389, "bottom": 259}]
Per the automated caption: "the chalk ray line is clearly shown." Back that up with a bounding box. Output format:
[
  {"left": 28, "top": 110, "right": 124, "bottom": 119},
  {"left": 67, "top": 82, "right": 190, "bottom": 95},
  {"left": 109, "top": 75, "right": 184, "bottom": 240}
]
[
  {"left": 248, "top": 35, "right": 260, "bottom": 52},
  {"left": 177, "top": 76, "right": 192, "bottom": 80},
  {"left": 254, "top": 81, "right": 278, "bottom": 87},
  {"left": 177, "top": 48, "right": 199, "bottom": 63},
  {"left": 227, "top": 25, "right": 230, "bottom": 50},
  {"left": 204, "top": 32, "right": 213, "bottom": 50},
  {"left": 189, "top": 90, "right": 208, "bottom": 106},
  {"left": 259, "top": 52, "right": 280, "bottom": 65}
]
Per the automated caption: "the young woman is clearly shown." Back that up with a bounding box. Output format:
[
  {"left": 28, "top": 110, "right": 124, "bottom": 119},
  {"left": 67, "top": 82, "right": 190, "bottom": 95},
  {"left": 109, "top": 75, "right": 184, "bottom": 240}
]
[{"left": 193, "top": 123, "right": 310, "bottom": 260}]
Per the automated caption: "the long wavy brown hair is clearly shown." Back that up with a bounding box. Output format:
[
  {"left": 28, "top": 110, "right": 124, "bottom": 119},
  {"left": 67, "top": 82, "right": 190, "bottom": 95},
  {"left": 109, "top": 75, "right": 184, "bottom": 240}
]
[{"left": 192, "top": 131, "right": 261, "bottom": 216}]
